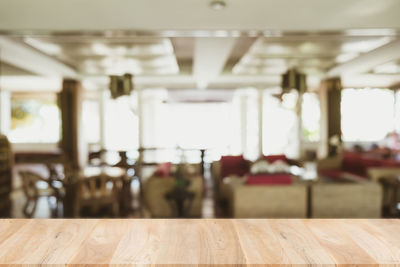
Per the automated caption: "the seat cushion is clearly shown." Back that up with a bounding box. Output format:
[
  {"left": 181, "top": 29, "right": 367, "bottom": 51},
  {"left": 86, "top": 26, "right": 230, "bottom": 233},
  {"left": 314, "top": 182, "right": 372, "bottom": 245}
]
[
  {"left": 246, "top": 174, "right": 293, "bottom": 185},
  {"left": 318, "top": 169, "right": 365, "bottom": 181},
  {"left": 381, "top": 159, "right": 400, "bottom": 167},
  {"left": 318, "top": 169, "right": 344, "bottom": 179},
  {"left": 359, "top": 157, "right": 382, "bottom": 176}
]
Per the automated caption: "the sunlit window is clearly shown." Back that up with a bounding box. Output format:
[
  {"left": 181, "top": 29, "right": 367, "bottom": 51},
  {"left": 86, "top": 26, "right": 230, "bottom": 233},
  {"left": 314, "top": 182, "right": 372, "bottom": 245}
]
[
  {"left": 143, "top": 101, "right": 236, "bottom": 162},
  {"left": 263, "top": 91, "right": 299, "bottom": 158},
  {"left": 165, "top": 103, "right": 232, "bottom": 150},
  {"left": 82, "top": 99, "right": 101, "bottom": 144},
  {"left": 341, "top": 88, "right": 394, "bottom": 142},
  {"left": 139, "top": 88, "right": 243, "bottom": 162},
  {"left": 302, "top": 93, "right": 320, "bottom": 142},
  {"left": 104, "top": 94, "right": 139, "bottom": 151},
  {"left": 9, "top": 94, "right": 61, "bottom": 143}
]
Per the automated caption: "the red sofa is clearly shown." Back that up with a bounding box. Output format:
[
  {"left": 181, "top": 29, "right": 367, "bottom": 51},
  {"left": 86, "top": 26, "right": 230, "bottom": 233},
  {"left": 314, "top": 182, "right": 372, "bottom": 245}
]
[
  {"left": 212, "top": 154, "right": 294, "bottom": 189},
  {"left": 218, "top": 154, "right": 290, "bottom": 180},
  {"left": 318, "top": 152, "right": 400, "bottom": 180}
]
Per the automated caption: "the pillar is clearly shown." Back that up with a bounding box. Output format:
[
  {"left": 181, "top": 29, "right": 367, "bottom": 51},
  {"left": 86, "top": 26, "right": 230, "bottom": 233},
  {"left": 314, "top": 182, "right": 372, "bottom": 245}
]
[
  {"left": 58, "top": 79, "right": 86, "bottom": 170},
  {"left": 319, "top": 77, "right": 342, "bottom": 158}
]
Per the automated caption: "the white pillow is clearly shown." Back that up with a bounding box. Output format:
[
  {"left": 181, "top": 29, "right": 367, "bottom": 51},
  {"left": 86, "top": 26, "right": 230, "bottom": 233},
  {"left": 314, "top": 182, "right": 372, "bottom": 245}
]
[
  {"left": 250, "top": 160, "right": 270, "bottom": 174},
  {"left": 268, "top": 160, "right": 290, "bottom": 173}
]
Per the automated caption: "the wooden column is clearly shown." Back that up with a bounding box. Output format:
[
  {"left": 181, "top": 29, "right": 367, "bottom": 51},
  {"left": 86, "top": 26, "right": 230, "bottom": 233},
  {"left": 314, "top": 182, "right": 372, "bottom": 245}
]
[
  {"left": 319, "top": 77, "right": 342, "bottom": 158},
  {"left": 0, "top": 134, "right": 12, "bottom": 217},
  {"left": 58, "top": 79, "right": 85, "bottom": 170}
]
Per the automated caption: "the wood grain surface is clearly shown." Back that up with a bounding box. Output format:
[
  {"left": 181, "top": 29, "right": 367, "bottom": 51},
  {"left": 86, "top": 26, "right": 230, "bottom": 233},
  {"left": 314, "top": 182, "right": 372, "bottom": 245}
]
[{"left": 0, "top": 219, "right": 399, "bottom": 266}]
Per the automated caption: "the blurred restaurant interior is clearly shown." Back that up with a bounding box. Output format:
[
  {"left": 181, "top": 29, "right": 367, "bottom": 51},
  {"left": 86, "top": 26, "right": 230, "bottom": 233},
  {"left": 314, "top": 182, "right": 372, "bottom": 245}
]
[{"left": 1, "top": 0, "right": 400, "bottom": 219}]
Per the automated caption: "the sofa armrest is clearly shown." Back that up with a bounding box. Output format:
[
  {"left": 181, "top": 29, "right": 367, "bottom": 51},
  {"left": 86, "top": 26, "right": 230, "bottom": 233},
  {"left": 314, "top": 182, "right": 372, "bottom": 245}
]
[
  {"left": 317, "top": 155, "right": 343, "bottom": 170},
  {"left": 210, "top": 161, "right": 221, "bottom": 182},
  {"left": 367, "top": 167, "right": 400, "bottom": 182}
]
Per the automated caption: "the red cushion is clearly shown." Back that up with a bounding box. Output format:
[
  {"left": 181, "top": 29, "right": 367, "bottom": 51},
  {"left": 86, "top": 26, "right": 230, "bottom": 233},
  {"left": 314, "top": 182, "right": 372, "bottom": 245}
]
[
  {"left": 342, "top": 153, "right": 364, "bottom": 175},
  {"left": 263, "top": 154, "right": 288, "bottom": 163},
  {"left": 359, "top": 157, "right": 382, "bottom": 176},
  {"left": 246, "top": 174, "right": 293, "bottom": 185},
  {"left": 318, "top": 169, "right": 344, "bottom": 179},
  {"left": 381, "top": 159, "right": 400, "bottom": 167},
  {"left": 154, "top": 162, "right": 172, "bottom": 177},
  {"left": 221, "top": 155, "right": 249, "bottom": 178}
]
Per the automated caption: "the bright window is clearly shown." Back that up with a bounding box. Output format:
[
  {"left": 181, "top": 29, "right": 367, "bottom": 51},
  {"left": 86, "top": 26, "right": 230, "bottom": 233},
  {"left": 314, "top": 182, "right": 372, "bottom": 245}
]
[
  {"left": 9, "top": 94, "right": 61, "bottom": 143},
  {"left": 82, "top": 99, "right": 101, "bottom": 144},
  {"left": 140, "top": 88, "right": 241, "bottom": 162},
  {"left": 302, "top": 93, "right": 320, "bottom": 142},
  {"left": 143, "top": 102, "right": 235, "bottom": 162},
  {"left": 165, "top": 103, "right": 232, "bottom": 150},
  {"left": 341, "top": 88, "right": 394, "bottom": 142},
  {"left": 262, "top": 91, "right": 299, "bottom": 158},
  {"left": 104, "top": 95, "right": 139, "bottom": 151}
]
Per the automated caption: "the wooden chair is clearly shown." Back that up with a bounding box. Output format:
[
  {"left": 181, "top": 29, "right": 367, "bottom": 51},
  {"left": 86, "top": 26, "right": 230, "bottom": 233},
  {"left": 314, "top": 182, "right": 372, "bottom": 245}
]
[
  {"left": 19, "top": 170, "right": 59, "bottom": 217},
  {"left": 73, "top": 174, "right": 121, "bottom": 218}
]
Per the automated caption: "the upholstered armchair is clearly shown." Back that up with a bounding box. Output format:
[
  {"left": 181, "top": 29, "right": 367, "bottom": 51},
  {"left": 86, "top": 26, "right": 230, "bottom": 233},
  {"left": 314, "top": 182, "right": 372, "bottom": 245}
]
[{"left": 143, "top": 163, "right": 203, "bottom": 218}]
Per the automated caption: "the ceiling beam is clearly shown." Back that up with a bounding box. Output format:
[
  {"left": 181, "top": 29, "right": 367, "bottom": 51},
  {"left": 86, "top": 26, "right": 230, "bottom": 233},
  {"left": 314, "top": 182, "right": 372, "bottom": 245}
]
[
  {"left": 327, "top": 39, "right": 400, "bottom": 78},
  {"left": 193, "top": 37, "right": 237, "bottom": 89},
  {"left": 0, "top": 36, "right": 77, "bottom": 77},
  {"left": 223, "top": 37, "right": 257, "bottom": 73},
  {"left": 63, "top": 74, "right": 282, "bottom": 90}
]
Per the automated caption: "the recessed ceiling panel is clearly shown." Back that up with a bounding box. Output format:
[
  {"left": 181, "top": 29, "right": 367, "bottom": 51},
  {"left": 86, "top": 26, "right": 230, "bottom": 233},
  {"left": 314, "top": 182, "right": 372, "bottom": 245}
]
[
  {"left": 20, "top": 36, "right": 180, "bottom": 76},
  {"left": 234, "top": 35, "right": 394, "bottom": 76}
]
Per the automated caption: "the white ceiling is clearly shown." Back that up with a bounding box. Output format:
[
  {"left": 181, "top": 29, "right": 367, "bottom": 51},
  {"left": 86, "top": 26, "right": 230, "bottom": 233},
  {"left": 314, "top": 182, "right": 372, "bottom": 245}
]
[
  {"left": 1, "top": 0, "right": 400, "bottom": 91},
  {"left": 1, "top": 0, "right": 400, "bottom": 31}
]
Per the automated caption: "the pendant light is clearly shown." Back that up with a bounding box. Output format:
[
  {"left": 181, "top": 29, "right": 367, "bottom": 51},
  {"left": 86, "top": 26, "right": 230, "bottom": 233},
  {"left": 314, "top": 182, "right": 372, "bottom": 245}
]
[{"left": 109, "top": 73, "right": 134, "bottom": 99}]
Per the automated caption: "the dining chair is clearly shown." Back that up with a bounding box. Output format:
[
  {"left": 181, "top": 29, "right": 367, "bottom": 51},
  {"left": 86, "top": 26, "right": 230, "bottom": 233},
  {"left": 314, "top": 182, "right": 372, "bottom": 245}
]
[
  {"left": 19, "top": 170, "right": 60, "bottom": 217},
  {"left": 73, "top": 174, "right": 121, "bottom": 217}
]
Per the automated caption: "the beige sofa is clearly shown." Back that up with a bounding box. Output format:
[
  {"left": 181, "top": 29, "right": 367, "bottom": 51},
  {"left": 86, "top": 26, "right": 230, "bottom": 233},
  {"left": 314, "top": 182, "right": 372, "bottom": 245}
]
[
  {"left": 311, "top": 179, "right": 382, "bottom": 218},
  {"left": 223, "top": 177, "right": 308, "bottom": 218},
  {"left": 317, "top": 154, "right": 398, "bottom": 217},
  {"left": 143, "top": 175, "right": 203, "bottom": 218}
]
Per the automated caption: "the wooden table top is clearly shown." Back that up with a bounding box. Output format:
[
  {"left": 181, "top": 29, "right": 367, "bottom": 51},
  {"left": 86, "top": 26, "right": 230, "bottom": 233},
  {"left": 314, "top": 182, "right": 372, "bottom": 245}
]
[{"left": 0, "top": 219, "right": 399, "bottom": 266}]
